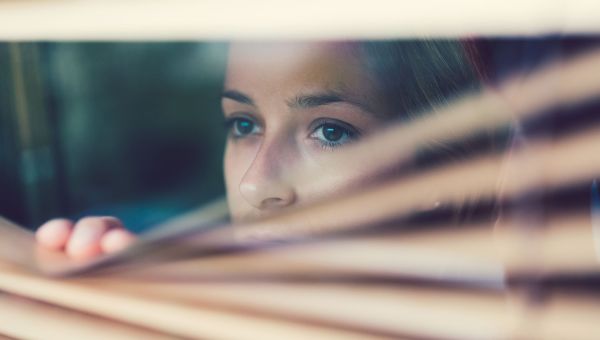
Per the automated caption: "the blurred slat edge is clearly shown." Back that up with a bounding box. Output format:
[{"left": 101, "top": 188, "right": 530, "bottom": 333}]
[{"left": 1, "top": 0, "right": 600, "bottom": 40}]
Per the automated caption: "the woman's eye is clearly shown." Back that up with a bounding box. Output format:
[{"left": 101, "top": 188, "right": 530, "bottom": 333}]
[
  {"left": 226, "top": 117, "right": 260, "bottom": 138},
  {"left": 322, "top": 124, "right": 345, "bottom": 142},
  {"left": 309, "top": 122, "right": 358, "bottom": 148}
]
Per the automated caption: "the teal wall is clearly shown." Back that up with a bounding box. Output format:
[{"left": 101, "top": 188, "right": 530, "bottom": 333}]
[{"left": 1, "top": 42, "right": 228, "bottom": 232}]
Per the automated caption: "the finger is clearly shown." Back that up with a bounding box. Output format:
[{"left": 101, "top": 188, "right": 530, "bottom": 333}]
[
  {"left": 35, "top": 219, "right": 74, "bottom": 250},
  {"left": 65, "top": 216, "right": 123, "bottom": 259},
  {"left": 101, "top": 228, "right": 136, "bottom": 254}
]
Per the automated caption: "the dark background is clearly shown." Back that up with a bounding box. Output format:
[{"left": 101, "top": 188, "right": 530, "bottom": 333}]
[{"left": 0, "top": 42, "right": 228, "bottom": 232}]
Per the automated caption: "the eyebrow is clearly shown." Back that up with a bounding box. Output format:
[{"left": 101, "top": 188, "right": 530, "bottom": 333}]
[
  {"left": 222, "top": 90, "right": 347, "bottom": 108},
  {"left": 222, "top": 89, "right": 376, "bottom": 114},
  {"left": 222, "top": 90, "right": 255, "bottom": 106},
  {"left": 288, "top": 93, "right": 346, "bottom": 108},
  {"left": 288, "top": 92, "right": 377, "bottom": 115}
]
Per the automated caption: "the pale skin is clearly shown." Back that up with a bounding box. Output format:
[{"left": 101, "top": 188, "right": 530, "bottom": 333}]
[{"left": 36, "top": 42, "right": 391, "bottom": 259}]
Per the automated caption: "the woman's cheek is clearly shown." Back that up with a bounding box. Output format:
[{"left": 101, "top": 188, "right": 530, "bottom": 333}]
[
  {"left": 307, "top": 169, "right": 370, "bottom": 201},
  {"left": 296, "top": 145, "right": 376, "bottom": 202}
]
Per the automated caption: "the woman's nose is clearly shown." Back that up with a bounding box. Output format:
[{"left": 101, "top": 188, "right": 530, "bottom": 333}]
[
  {"left": 239, "top": 142, "right": 297, "bottom": 211},
  {"left": 240, "top": 179, "right": 297, "bottom": 210}
]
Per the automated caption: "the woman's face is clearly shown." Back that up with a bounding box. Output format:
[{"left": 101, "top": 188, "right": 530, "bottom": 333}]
[{"left": 223, "top": 42, "right": 389, "bottom": 222}]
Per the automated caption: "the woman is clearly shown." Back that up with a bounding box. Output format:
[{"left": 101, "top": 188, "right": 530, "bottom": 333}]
[{"left": 36, "top": 40, "right": 482, "bottom": 259}]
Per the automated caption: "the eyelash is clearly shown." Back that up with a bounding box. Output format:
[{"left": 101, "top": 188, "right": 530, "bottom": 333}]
[
  {"left": 224, "top": 115, "right": 361, "bottom": 149},
  {"left": 308, "top": 119, "right": 360, "bottom": 150},
  {"left": 224, "top": 115, "right": 261, "bottom": 139}
]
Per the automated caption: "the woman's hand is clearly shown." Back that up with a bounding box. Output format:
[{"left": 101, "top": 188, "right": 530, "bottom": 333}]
[{"left": 35, "top": 217, "right": 136, "bottom": 259}]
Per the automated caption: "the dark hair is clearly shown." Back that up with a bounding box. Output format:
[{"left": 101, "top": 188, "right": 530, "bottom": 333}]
[
  {"left": 358, "top": 40, "right": 505, "bottom": 224},
  {"left": 359, "top": 39, "right": 482, "bottom": 120}
]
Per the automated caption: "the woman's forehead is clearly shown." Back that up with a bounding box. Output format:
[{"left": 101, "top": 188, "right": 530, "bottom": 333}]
[
  {"left": 225, "top": 42, "right": 378, "bottom": 102},
  {"left": 227, "top": 41, "right": 355, "bottom": 65}
]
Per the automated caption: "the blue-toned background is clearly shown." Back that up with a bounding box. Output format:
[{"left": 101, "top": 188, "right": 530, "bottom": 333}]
[{"left": 0, "top": 42, "right": 228, "bottom": 232}]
